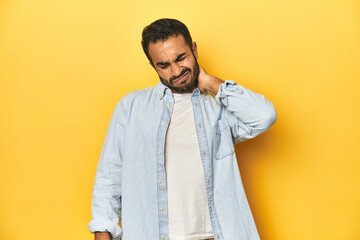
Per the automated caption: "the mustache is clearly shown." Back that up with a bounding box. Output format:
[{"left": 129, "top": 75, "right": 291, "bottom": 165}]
[{"left": 170, "top": 68, "right": 191, "bottom": 84}]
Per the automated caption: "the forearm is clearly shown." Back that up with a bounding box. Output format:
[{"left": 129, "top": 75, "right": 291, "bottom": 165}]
[
  {"left": 198, "top": 65, "right": 276, "bottom": 137},
  {"left": 95, "top": 232, "right": 111, "bottom": 240},
  {"left": 216, "top": 80, "right": 277, "bottom": 141}
]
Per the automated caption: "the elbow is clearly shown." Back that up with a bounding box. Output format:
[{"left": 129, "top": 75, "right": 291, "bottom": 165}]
[
  {"left": 261, "top": 104, "right": 277, "bottom": 130},
  {"left": 269, "top": 106, "right": 277, "bottom": 126}
]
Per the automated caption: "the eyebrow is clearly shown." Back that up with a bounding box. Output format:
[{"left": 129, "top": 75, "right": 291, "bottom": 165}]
[{"left": 156, "top": 53, "right": 187, "bottom": 67}]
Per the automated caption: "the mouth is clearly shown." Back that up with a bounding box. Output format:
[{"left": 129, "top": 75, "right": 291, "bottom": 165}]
[{"left": 172, "top": 70, "right": 190, "bottom": 84}]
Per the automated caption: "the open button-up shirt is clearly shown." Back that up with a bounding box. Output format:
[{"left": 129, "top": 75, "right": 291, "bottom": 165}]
[{"left": 88, "top": 80, "right": 277, "bottom": 240}]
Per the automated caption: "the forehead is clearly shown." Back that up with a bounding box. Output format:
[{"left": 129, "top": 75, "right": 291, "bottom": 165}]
[{"left": 148, "top": 35, "right": 191, "bottom": 63}]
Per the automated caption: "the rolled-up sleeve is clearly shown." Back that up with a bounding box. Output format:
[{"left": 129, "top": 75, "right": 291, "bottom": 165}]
[
  {"left": 88, "top": 100, "right": 126, "bottom": 239},
  {"left": 215, "top": 80, "right": 277, "bottom": 143}
]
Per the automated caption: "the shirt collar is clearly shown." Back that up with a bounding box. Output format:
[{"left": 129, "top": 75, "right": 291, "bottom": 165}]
[
  {"left": 156, "top": 81, "right": 207, "bottom": 100},
  {"left": 156, "top": 81, "right": 169, "bottom": 100}
]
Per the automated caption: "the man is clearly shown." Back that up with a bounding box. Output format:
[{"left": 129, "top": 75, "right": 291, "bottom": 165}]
[{"left": 89, "top": 18, "right": 276, "bottom": 240}]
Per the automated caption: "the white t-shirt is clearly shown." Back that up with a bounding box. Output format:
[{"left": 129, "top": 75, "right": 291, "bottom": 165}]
[{"left": 165, "top": 93, "right": 213, "bottom": 240}]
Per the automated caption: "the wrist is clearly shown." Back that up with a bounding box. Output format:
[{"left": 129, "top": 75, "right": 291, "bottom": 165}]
[{"left": 94, "top": 232, "right": 111, "bottom": 240}]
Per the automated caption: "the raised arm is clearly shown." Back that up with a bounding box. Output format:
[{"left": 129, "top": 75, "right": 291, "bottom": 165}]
[{"left": 198, "top": 66, "right": 277, "bottom": 143}]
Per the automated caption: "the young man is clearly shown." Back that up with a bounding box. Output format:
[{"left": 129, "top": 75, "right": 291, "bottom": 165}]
[{"left": 89, "top": 18, "right": 277, "bottom": 240}]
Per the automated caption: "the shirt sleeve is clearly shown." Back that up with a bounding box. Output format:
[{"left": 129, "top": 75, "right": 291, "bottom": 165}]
[
  {"left": 88, "top": 100, "right": 126, "bottom": 239},
  {"left": 215, "top": 80, "right": 277, "bottom": 143}
]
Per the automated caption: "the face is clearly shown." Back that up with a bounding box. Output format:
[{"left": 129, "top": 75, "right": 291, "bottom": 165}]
[{"left": 148, "top": 35, "right": 199, "bottom": 93}]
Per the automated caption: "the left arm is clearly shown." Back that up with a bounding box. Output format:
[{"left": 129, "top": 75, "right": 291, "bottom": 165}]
[{"left": 198, "top": 66, "right": 277, "bottom": 143}]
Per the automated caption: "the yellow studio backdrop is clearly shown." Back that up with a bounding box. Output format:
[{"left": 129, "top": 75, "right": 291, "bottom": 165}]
[{"left": 1, "top": 0, "right": 359, "bottom": 239}]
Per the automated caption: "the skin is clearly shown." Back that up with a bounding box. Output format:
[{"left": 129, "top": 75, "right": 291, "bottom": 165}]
[
  {"left": 148, "top": 35, "right": 224, "bottom": 95},
  {"left": 94, "top": 232, "right": 111, "bottom": 240},
  {"left": 94, "top": 34, "right": 224, "bottom": 240}
]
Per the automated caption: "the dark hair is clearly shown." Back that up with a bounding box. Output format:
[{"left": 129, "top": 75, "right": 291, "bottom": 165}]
[{"left": 141, "top": 18, "right": 193, "bottom": 64}]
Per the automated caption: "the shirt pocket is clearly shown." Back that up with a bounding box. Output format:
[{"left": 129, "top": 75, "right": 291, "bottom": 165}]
[{"left": 214, "top": 118, "right": 235, "bottom": 159}]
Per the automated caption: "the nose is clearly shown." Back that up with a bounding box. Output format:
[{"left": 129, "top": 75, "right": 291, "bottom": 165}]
[{"left": 170, "top": 62, "right": 182, "bottom": 77}]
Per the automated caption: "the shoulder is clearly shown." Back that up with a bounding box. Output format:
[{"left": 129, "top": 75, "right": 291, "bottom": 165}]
[{"left": 115, "top": 86, "right": 158, "bottom": 111}]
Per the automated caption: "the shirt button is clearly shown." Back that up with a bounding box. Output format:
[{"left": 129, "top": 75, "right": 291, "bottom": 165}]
[
  {"left": 198, "top": 123, "right": 202, "bottom": 128},
  {"left": 217, "top": 236, "right": 220, "bottom": 240},
  {"left": 194, "top": 103, "right": 198, "bottom": 107},
  {"left": 161, "top": 121, "right": 165, "bottom": 126},
  {"left": 160, "top": 207, "right": 164, "bottom": 211},
  {"left": 158, "top": 180, "right": 162, "bottom": 184},
  {"left": 161, "top": 237, "right": 166, "bottom": 240},
  {"left": 207, "top": 179, "right": 210, "bottom": 185},
  {"left": 158, "top": 151, "right": 161, "bottom": 155},
  {"left": 167, "top": 103, "right": 171, "bottom": 108}
]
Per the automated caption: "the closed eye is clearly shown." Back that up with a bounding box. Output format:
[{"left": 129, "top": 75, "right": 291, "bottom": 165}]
[
  {"left": 158, "top": 63, "right": 170, "bottom": 69},
  {"left": 156, "top": 53, "right": 187, "bottom": 69},
  {"left": 160, "top": 66, "right": 169, "bottom": 69},
  {"left": 177, "top": 57, "right": 186, "bottom": 62},
  {"left": 175, "top": 53, "right": 187, "bottom": 62}
]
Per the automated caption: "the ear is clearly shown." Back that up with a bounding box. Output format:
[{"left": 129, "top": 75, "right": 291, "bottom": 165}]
[{"left": 192, "top": 42, "right": 198, "bottom": 59}]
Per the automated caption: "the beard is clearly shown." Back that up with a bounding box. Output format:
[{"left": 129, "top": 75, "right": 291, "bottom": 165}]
[{"left": 159, "top": 58, "right": 200, "bottom": 93}]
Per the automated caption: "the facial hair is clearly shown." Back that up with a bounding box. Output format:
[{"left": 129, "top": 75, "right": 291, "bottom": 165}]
[{"left": 159, "top": 58, "right": 200, "bottom": 93}]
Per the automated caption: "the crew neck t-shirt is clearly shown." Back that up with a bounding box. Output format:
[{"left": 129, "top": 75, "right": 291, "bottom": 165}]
[{"left": 165, "top": 92, "right": 213, "bottom": 240}]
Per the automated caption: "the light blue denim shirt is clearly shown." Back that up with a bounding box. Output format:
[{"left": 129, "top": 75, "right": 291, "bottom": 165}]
[{"left": 88, "top": 80, "right": 277, "bottom": 240}]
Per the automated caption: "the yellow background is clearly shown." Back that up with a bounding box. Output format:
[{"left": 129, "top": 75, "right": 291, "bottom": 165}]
[{"left": 1, "top": 0, "right": 359, "bottom": 239}]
